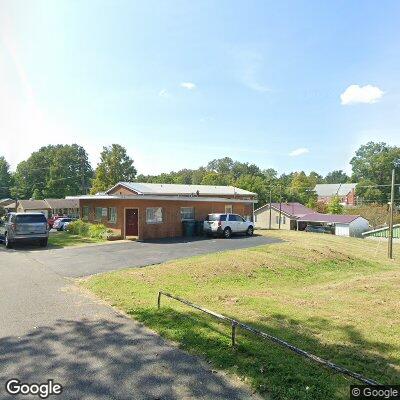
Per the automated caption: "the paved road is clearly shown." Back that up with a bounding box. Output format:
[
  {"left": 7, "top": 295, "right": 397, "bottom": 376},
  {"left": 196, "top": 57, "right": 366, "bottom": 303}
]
[
  {"left": 0, "top": 236, "right": 277, "bottom": 399},
  {"left": 2, "top": 235, "right": 279, "bottom": 277}
]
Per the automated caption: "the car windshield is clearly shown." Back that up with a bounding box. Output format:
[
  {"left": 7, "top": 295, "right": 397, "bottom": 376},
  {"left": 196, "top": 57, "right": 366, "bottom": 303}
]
[
  {"left": 16, "top": 214, "right": 47, "bottom": 223},
  {"left": 207, "top": 214, "right": 226, "bottom": 221}
]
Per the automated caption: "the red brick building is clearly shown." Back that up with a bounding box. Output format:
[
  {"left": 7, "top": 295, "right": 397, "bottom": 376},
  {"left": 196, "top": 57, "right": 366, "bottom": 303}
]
[
  {"left": 314, "top": 183, "right": 357, "bottom": 206},
  {"left": 73, "top": 182, "right": 257, "bottom": 240}
]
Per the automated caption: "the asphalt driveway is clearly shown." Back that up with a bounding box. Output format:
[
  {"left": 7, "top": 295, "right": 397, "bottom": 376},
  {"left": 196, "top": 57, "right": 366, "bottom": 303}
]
[
  {"left": 0, "top": 235, "right": 278, "bottom": 399},
  {"left": 4, "top": 235, "right": 280, "bottom": 277}
]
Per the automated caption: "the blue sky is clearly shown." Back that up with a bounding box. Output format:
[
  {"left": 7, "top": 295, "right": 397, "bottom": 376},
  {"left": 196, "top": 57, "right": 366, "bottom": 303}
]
[{"left": 1, "top": 0, "right": 399, "bottom": 175}]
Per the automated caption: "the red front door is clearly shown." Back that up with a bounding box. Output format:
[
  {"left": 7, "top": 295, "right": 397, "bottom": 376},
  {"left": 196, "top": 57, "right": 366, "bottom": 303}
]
[{"left": 125, "top": 208, "right": 138, "bottom": 236}]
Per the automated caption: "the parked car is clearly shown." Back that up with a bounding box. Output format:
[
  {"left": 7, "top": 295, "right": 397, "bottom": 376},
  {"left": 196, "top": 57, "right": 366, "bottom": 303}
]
[
  {"left": 53, "top": 217, "right": 74, "bottom": 231},
  {"left": 305, "top": 225, "right": 333, "bottom": 234},
  {"left": 62, "top": 221, "right": 72, "bottom": 231},
  {"left": 204, "top": 213, "right": 254, "bottom": 238},
  {"left": 0, "top": 212, "right": 49, "bottom": 248},
  {"left": 48, "top": 214, "right": 64, "bottom": 229}
]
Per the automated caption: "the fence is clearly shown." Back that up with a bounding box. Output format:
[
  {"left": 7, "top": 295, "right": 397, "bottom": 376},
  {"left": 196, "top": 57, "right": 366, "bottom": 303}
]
[{"left": 157, "top": 291, "right": 379, "bottom": 386}]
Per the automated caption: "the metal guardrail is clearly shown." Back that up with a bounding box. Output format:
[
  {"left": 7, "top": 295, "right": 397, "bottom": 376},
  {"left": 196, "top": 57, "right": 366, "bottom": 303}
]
[{"left": 157, "top": 291, "right": 380, "bottom": 386}]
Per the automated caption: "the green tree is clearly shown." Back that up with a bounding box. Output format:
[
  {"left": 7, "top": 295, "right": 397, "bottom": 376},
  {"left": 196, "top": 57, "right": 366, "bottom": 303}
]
[
  {"left": 350, "top": 142, "right": 400, "bottom": 202},
  {"left": 11, "top": 145, "right": 93, "bottom": 199},
  {"left": 11, "top": 146, "right": 54, "bottom": 199},
  {"left": 324, "top": 170, "right": 350, "bottom": 184},
  {"left": 45, "top": 144, "right": 93, "bottom": 197},
  {"left": 200, "top": 172, "right": 229, "bottom": 186},
  {"left": 327, "top": 196, "right": 344, "bottom": 214},
  {"left": 91, "top": 144, "right": 137, "bottom": 194},
  {"left": 235, "top": 174, "right": 268, "bottom": 205},
  {"left": 288, "top": 172, "right": 317, "bottom": 205},
  {"left": 355, "top": 178, "right": 383, "bottom": 204},
  {"left": 0, "top": 156, "right": 12, "bottom": 198}
]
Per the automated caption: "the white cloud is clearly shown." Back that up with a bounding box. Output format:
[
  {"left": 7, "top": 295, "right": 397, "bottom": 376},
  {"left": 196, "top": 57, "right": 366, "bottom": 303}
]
[
  {"left": 180, "top": 82, "right": 196, "bottom": 90},
  {"left": 340, "top": 84, "right": 384, "bottom": 105},
  {"left": 289, "top": 148, "right": 309, "bottom": 157},
  {"left": 158, "top": 89, "right": 169, "bottom": 97},
  {"left": 232, "top": 49, "right": 270, "bottom": 93}
]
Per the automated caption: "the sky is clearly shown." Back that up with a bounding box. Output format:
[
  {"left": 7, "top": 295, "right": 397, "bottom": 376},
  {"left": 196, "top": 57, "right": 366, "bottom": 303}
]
[{"left": 1, "top": 0, "right": 399, "bottom": 176}]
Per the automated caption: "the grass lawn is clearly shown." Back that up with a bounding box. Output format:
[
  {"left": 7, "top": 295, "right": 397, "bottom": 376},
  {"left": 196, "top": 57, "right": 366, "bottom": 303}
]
[
  {"left": 81, "top": 231, "right": 400, "bottom": 399},
  {"left": 48, "top": 231, "right": 106, "bottom": 248}
]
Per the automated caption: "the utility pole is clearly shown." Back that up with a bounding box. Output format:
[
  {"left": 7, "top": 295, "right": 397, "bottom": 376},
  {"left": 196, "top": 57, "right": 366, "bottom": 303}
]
[
  {"left": 80, "top": 150, "right": 85, "bottom": 195},
  {"left": 278, "top": 187, "right": 282, "bottom": 230},
  {"left": 269, "top": 188, "right": 272, "bottom": 229},
  {"left": 388, "top": 168, "right": 395, "bottom": 259}
]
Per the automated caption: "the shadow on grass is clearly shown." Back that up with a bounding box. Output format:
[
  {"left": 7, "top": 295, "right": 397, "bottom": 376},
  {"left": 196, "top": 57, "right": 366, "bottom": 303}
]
[
  {"left": 128, "top": 307, "right": 400, "bottom": 400},
  {"left": 0, "top": 317, "right": 254, "bottom": 400}
]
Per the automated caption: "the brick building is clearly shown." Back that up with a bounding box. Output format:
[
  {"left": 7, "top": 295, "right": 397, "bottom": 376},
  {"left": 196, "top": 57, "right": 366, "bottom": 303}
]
[
  {"left": 72, "top": 182, "right": 257, "bottom": 240},
  {"left": 314, "top": 183, "right": 357, "bottom": 206}
]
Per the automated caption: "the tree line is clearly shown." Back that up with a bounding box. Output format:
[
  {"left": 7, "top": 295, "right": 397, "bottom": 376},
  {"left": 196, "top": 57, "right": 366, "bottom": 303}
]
[{"left": 0, "top": 141, "right": 399, "bottom": 209}]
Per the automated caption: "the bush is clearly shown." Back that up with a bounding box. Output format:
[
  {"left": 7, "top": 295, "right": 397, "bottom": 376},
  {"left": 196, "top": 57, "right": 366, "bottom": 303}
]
[{"left": 66, "top": 220, "right": 112, "bottom": 239}]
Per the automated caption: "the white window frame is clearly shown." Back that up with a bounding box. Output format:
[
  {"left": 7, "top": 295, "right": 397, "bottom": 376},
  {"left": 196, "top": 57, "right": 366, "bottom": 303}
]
[
  {"left": 146, "top": 207, "right": 163, "bottom": 224},
  {"left": 180, "top": 207, "right": 194, "bottom": 221},
  {"left": 108, "top": 207, "right": 117, "bottom": 223}
]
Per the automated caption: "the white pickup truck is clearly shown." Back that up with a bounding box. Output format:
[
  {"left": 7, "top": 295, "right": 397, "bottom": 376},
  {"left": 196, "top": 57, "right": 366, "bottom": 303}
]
[{"left": 203, "top": 213, "right": 254, "bottom": 238}]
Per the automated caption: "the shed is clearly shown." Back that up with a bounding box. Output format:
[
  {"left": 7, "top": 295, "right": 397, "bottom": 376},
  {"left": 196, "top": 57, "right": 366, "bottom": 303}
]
[{"left": 297, "top": 213, "right": 369, "bottom": 237}]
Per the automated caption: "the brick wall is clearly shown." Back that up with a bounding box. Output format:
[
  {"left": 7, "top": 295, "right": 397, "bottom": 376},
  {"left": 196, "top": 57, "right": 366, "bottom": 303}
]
[{"left": 80, "top": 198, "right": 253, "bottom": 240}]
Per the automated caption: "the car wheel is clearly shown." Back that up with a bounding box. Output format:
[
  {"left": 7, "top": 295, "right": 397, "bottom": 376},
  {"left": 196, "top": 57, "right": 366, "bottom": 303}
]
[
  {"left": 246, "top": 226, "right": 254, "bottom": 236},
  {"left": 5, "top": 233, "right": 13, "bottom": 249},
  {"left": 223, "top": 227, "right": 232, "bottom": 239},
  {"left": 39, "top": 238, "right": 48, "bottom": 247}
]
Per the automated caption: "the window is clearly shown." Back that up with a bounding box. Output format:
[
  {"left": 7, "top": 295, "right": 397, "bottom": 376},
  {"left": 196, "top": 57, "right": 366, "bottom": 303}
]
[
  {"left": 282, "top": 216, "right": 286, "bottom": 224},
  {"left": 206, "top": 214, "right": 226, "bottom": 221},
  {"left": 180, "top": 207, "right": 194, "bottom": 220},
  {"left": 16, "top": 214, "right": 47, "bottom": 223},
  {"left": 95, "top": 207, "right": 102, "bottom": 221},
  {"left": 275, "top": 215, "right": 279, "bottom": 224},
  {"left": 225, "top": 205, "right": 233, "bottom": 214},
  {"left": 146, "top": 207, "right": 163, "bottom": 224},
  {"left": 108, "top": 207, "right": 117, "bottom": 223},
  {"left": 82, "top": 206, "right": 89, "bottom": 220}
]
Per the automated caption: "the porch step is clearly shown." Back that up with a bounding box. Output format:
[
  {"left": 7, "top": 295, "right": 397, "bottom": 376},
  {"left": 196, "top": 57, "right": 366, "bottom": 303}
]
[{"left": 125, "top": 236, "right": 138, "bottom": 241}]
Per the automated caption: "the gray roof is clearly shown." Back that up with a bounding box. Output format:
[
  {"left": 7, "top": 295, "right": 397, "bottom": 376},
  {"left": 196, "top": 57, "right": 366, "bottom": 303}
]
[
  {"left": 107, "top": 182, "right": 256, "bottom": 197},
  {"left": 18, "top": 199, "right": 50, "bottom": 210},
  {"left": 45, "top": 198, "right": 79, "bottom": 209},
  {"left": 0, "top": 198, "right": 13, "bottom": 206},
  {"left": 315, "top": 183, "right": 357, "bottom": 197}
]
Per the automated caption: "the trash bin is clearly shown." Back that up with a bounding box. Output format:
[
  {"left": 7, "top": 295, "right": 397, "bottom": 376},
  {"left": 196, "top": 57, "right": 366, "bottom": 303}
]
[
  {"left": 182, "top": 220, "right": 196, "bottom": 237},
  {"left": 195, "top": 220, "right": 204, "bottom": 236}
]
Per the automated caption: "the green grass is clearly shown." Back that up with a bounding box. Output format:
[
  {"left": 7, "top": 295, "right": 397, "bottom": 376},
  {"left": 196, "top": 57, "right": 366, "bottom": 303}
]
[
  {"left": 81, "top": 231, "right": 400, "bottom": 399},
  {"left": 49, "top": 231, "right": 106, "bottom": 248}
]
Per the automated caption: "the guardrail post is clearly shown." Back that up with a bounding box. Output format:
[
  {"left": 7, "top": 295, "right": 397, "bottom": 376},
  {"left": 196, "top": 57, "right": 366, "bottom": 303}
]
[
  {"left": 231, "top": 322, "right": 237, "bottom": 347},
  {"left": 157, "top": 291, "right": 162, "bottom": 309}
]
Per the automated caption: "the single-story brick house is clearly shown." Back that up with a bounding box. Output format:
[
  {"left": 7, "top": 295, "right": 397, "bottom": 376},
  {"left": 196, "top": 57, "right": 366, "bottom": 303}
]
[
  {"left": 314, "top": 183, "right": 357, "bottom": 206},
  {"left": 254, "top": 202, "right": 314, "bottom": 230},
  {"left": 5, "top": 199, "right": 51, "bottom": 217},
  {"left": 4, "top": 198, "right": 79, "bottom": 219},
  {"left": 71, "top": 182, "right": 257, "bottom": 240}
]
